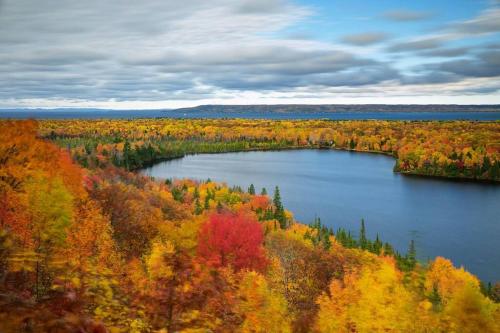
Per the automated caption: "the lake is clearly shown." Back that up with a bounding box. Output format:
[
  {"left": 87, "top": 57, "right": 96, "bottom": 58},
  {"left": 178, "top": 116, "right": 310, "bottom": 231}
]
[
  {"left": 1, "top": 109, "right": 500, "bottom": 120},
  {"left": 142, "top": 149, "right": 500, "bottom": 282}
]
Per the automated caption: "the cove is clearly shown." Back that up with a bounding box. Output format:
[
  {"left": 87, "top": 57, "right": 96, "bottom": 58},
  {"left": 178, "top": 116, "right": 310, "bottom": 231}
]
[{"left": 142, "top": 149, "right": 500, "bottom": 282}]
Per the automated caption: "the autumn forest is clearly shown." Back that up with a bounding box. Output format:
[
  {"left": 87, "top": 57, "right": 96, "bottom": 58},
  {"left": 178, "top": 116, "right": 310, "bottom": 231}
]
[
  {"left": 39, "top": 119, "right": 500, "bottom": 181},
  {"left": 0, "top": 119, "right": 499, "bottom": 333}
]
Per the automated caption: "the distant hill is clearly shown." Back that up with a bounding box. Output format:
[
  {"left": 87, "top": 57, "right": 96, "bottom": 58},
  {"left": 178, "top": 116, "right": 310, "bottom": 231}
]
[{"left": 171, "top": 104, "right": 500, "bottom": 113}]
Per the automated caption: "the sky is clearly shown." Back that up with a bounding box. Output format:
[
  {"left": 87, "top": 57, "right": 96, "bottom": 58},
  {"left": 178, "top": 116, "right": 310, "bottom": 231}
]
[{"left": 0, "top": 0, "right": 499, "bottom": 109}]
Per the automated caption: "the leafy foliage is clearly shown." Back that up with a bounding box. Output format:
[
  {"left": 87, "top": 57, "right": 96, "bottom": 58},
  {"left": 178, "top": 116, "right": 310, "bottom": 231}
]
[
  {"left": 39, "top": 118, "right": 500, "bottom": 181},
  {"left": 197, "top": 212, "right": 268, "bottom": 272},
  {"left": 0, "top": 120, "right": 498, "bottom": 333}
]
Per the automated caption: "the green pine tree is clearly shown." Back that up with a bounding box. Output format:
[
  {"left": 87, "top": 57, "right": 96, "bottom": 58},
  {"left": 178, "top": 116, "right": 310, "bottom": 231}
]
[
  {"left": 429, "top": 286, "right": 442, "bottom": 310},
  {"left": 322, "top": 234, "right": 332, "bottom": 251},
  {"left": 194, "top": 199, "right": 202, "bottom": 215},
  {"left": 373, "top": 234, "right": 382, "bottom": 254},
  {"left": 359, "top": 219, "right": 367, "bottom": 250},
  {"left": 273, "top": 186, "right": 287, "bottom": 229},
  {"left": 406, "top": 239, "right": 417, "bottom": 270},
  {"left": 383, "top": 242, "right": 394, "bottom": 255},
  {"left": 123, "top": 140, "right": 132, "bottom": 170},
  {"left": 204, "top": 195, "right": 210, "bottom": 210},
  {"left": 273, "top": 186, "right": 283, "bottom": 211}
]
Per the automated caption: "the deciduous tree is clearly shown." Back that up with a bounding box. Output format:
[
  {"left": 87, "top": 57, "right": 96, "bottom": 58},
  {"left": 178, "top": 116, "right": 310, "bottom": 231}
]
[{"left": 197, "top": 212, "right": 267, "bottom": 272}]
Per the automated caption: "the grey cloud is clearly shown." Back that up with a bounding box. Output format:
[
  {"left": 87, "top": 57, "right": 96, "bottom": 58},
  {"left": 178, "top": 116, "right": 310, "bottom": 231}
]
[
  {"left": 0, "top": 49, "right": 107, "bottom": 66},
  {"left": 0, "top": 0, "right": 498, "bottom": 105},
  {"left": 0, "top": 0, "right": 393, "bottom": 100},
  {"left": 382, "top": 10, "right": 433, "bottom": 22},
  {"left": 451, "top": 8, "right": 500, "bottom": 35},
  {"left": 437, "top": 62, "right": 499, "bottom": 78},
  {"left": 459, "top": 86, "right": 500, "bottom": 94},
  {"left": 234, "top": 0, "right": 287, "bottom": 14},
  {"left": 485, "top": 43, "right": 500, "bottom": 49},
  {"left": 417, "top": 50, "right": 500, "bottom": 79},
  {"left": 118, "top": 46, "right": 398, "bottom": 92},
  {"left": 0, "top": 0, "right": 312, "bottom": 100},
  {"left": 420, "top": 47, "right": 470, "bottom": 58},
  {"left": 480, "top": 50, "right": 500, "bottom": 66},
  {"left": 341, "top": 32, "right": 390, "bottom": 46},
  {"left": 397, "top": 40, "right": 500, "bottom": 85},
  {"left": 309, "top": 66, "right": 400, "bottom": 87},
  {"left": 201, "top": 61, "right": 399, "bottom": 91},
  {"left": 400, "top": 72, "right": 461, "bottom": 85},
  {"left": 387, "top": 37, "right": 444, "bottom": 52}
]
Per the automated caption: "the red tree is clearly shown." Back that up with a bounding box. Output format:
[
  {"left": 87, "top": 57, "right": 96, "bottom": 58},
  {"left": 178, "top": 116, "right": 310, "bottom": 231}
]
[{"left": 197, "top": 212, "right": 267, "bottom": 272}]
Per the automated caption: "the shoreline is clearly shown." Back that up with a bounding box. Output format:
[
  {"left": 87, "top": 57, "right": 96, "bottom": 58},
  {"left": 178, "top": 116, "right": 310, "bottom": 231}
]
[{"left": 137, "top": 145, "right": 500, "bottom": 184}]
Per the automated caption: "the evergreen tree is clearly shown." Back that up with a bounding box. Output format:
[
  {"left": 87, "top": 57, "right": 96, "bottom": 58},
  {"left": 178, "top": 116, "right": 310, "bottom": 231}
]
[
  {"left": 194, "top": 199, "right": 202, "bottom": 215},
  {"left": 273, "top": 186, "right": 287, "bottom": 229},
  {"left": 193, "top": 187, "right": 200, "bottom": 199},
  {"left": 261, "top": 187, "right": 267, "bottom": 195},
  {"left": 111, "top": 152, "right": 120, "bottom": 167},
  {"left": 123, "top": 140, "right": 132, "bottom": 170},
  {"left": 273, "top": 186, "right": 283, "bottom": 211},
  {"left": 322, "top": 234, "right": 332, "bottom": 251},
  {"left": 304, "top": 230, "right": 312, "bottom": 242},
  {"left": 482, "top": 156, "right": 491, "bottom": 174},
  {"left": 373, "top": 234, "right": 382, "bottom": 254},
  {"left": 406, "top": 239, "right": 417, "bottom": 270},
  {"left": 383, "top": 242, "right": 394, "bottom": 255},
  {"left": 263, "top": 208, "right": 274, "bottom": 220},
  {"left": 276, "top": 211, "right": 287, "bottom": 229},
  {"left": 349, "top": 138, "right": 356, "bottom": 149},
  {"left": 248, "top": 184, "right": 256, "bottom": 195},
  {"left": 204, "top": 194, "right": 210, "bottom": 210},
  {"left": 172, "top": 187, "right": 184, "bottom": 202},
  {"left": 359, "top": 219, "right": 367, "bottom": 250},
  {"left": 429, "top": 286, "right": 442, "bottom": 310}
]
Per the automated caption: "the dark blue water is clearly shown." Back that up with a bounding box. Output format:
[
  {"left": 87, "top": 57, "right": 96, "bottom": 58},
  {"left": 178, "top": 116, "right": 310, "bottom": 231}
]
[
  {"left": 142, "top": 150, "right": 500, "bottom": 282},
  {"left": 1, "top": 109, "right": 500, "bottom": 120},
  {"left": 0, "top": 109, "right": 167, "bottom": 119}
]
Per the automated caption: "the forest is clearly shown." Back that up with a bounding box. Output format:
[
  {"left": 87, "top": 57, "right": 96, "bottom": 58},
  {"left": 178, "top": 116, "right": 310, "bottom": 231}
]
[
  {"left": 39, "top": 119, "right": 500, "bottom": 181},
  {"left": 0, "top": 119, "right": 499, "bottom": 333}
]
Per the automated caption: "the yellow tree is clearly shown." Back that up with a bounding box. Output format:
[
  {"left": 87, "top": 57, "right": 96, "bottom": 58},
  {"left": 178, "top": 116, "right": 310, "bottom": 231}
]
[
  {"left": 23, "top": 174, "right": 74, "bottom": 299},
  {"left": 425, "top": 257, "right": 499, "bottom": 332},
  {"left": 424, "top": 256, "right": 479, "bottom": 304},
  {"left": 237, "top": 271, "right": 292, "bottom": 333},
  {"left": 443, "top": 283, "right": 499, "bottom": 333},
  {"left": 315, "top": 258, "right": 415, "bottom": 333}
]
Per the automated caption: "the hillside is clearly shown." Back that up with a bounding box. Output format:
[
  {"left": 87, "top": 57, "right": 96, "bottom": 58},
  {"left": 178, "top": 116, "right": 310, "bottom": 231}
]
[
  {"left": 172, "top": 104, "right": 500, "bottom": 114},
  {"left": 0, "top": 120, "right": 498, "bottom": 332}
]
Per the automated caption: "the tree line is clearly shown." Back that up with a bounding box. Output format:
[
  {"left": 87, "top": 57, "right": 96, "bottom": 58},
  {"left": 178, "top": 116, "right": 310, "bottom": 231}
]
[{"left": 41, "top": 118, "right": 500, "bottom": 181}]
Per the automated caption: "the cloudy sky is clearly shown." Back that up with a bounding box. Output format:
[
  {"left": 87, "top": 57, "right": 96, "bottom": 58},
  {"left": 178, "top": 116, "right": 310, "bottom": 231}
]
[{"left": 1, "top": 0, "right": 500, "bottom": 108}]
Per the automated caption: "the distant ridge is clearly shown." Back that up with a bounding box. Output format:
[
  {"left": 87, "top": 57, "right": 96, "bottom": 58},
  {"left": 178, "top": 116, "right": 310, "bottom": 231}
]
[
  {"left": 1, "top": 105, "right": 499, "bottom": 120},
  {"left": 170, "top": 104, "right": 500, "bottom": 113}
]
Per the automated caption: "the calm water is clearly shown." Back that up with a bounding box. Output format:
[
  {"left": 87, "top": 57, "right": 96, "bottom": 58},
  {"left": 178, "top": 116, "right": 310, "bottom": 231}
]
[
  {"left": 1, "top": 109, "right": 500, "bottom": 120},
  {"left": 142, "top": 150, "right": 500, "bottom": 282}
]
